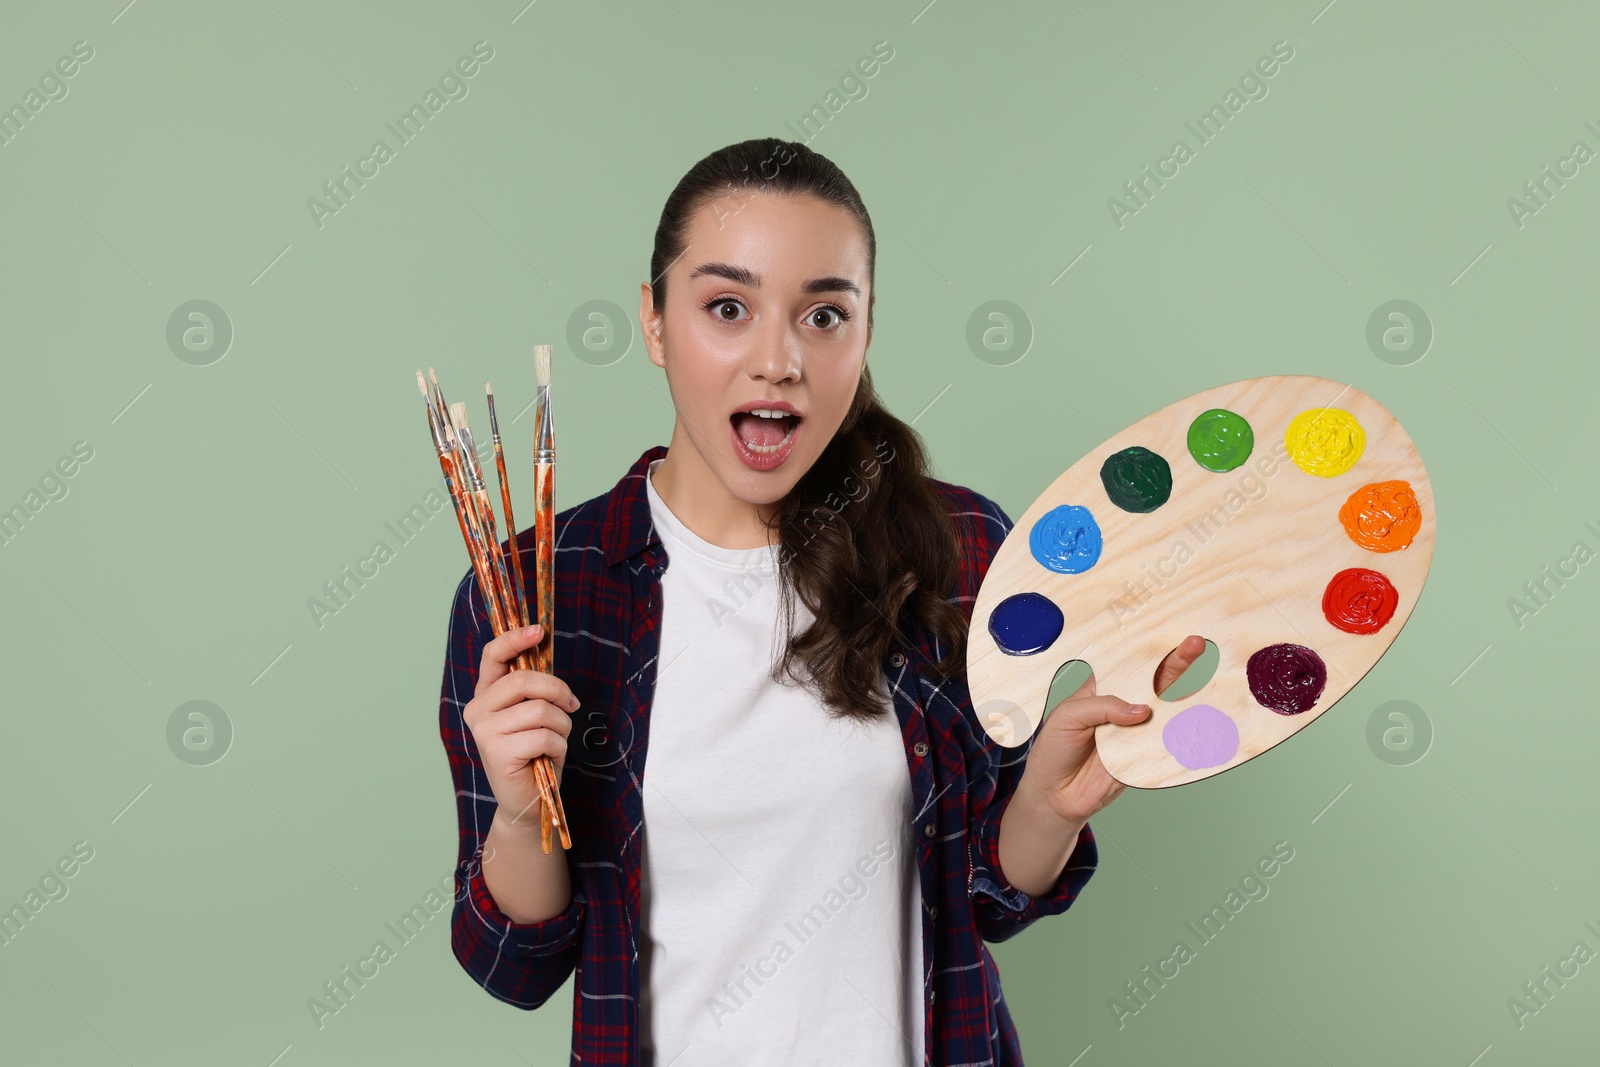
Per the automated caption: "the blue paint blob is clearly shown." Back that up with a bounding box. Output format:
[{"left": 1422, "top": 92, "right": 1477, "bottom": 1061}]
[
  {"left": 1029, "top": 504, "right": 1104, "bottom": 574},
  {"left": 988, "top": 592, "right": 1065, "bottom": 656}
]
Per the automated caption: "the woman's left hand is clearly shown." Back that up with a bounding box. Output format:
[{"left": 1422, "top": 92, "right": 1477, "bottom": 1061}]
[{"left": 1018, "top": 635, "right": 1208, "bottom": 828}]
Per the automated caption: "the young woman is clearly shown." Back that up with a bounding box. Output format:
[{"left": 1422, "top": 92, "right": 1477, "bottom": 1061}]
[{"left": 440, "top": 137, "right": 1204, "bottom": 1065}]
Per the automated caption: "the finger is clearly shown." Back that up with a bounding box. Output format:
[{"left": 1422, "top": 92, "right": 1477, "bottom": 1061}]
[
  {"left": 480, "top": 698, "right": 573, "bottom": 741},
  {"left": 503, "top": 727, "right": 568, "bottom": 771},
  {"left": 465, "top": 672, "right": 578, "bottom": 732},
  {"left": 1153, "top": 635, "right": 1207, "bottom": 696},
  {"left": 476, "top": 624, "right": 547, "bottom": 693},
  {"left": 1052, "top": 694, "right": 1151, "bottom": 731},
  {"left": 481, "top": 669, "right": 580, "bottom": 716}
]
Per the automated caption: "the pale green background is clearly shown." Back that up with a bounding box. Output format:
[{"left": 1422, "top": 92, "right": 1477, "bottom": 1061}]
[{"left": 1, "top": 0, "right": 1595, "bottom": 1064}]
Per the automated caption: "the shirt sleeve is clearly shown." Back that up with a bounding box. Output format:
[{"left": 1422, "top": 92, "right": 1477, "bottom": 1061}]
[
  {"left": 968, "top": 804, "right": 1098, "bottom": 944},
  {"left": 440, "top": 566, "right": 586, "bottom": 1009},
  {"left": 960, "top": 492, "right": 1099, "bottom": 944}
]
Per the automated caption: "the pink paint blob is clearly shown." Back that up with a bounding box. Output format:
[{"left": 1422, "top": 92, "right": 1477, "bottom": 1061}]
[{"left": 1162, "top": 704, "right": 1240, "bottom": 770}]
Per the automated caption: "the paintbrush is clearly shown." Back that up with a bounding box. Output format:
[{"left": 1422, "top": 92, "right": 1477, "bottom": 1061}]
[
  {"left": 427, "top": 368, "right": 453, "bottom": 453},
  {"left": 486, "top": 383, "right": 531, "bottom": 632},
  {"left": 483, "top": 382, "right": 558, "bottom": 847},
  {"left": 449, "top": 402, "right": 520, "bottom": 625},
  {"left": 529, "top": 344, "right": 570, "bottom": 849},
  {"left": 530, "top": 343, "right": 556, "bottom": 681},
  {"left": 448, "top": 401, "right": 565, "bottom": 854},
  {"left": 418, "top": 372, "right": 479, "bottom": 574},
  {"left": 418, "top": 369, "right": 568, "bottom": 852},
  {"left": 420, "top": 375, "right": 503, "bottom": 659}
]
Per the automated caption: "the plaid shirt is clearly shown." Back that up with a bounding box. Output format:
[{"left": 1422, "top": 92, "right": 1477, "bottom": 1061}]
[{"left": 440, "top": 444, "right": 1098, "bottom": 1065}]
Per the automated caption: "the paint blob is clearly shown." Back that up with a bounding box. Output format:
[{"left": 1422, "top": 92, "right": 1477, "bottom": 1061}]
[
  {"left": 1338, "top": 480, "right": 1422, "bottom": 552},
  {"left": 1028, "top": 504, "right": 1104, "bottom": 574},
  {"left": 1187, "top": 408, "right": 1255, "bottom": 472},
  {"left": 1285, "top": 407, "right": 1366, "bottom": 477},
  {"left": 1162, "top": 704, "right": 1240, "bottom": 770},
  {"left": 988, "top": 592, "right": 1065, "bottom": 656},
  {"left": 1322, "top": 567, "right": 1399, "bottom": 634},
  {"left": 1246, "top": 643, "right": 1328, "bottom": 714},
  {"left": 1100, "top": 446, "right": 1173, "bottom": 513}
]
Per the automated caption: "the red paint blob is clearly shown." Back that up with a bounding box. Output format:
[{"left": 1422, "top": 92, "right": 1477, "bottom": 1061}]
[{"left": 1322, "top": 568, "right": 1399, "bottom": 635}]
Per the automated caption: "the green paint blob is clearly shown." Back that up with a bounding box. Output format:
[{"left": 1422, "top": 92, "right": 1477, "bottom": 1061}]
[
  {"left": 1100, "top": 446, "right": 1172, "bottom": 513},
  {"left": 1187, "top": 408, "right": 1254, "bottom": 472}
]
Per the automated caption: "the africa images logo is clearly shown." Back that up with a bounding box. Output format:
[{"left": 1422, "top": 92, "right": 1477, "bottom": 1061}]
[{"left": 306, "top": 41, "right": 495, "bottom": 230}]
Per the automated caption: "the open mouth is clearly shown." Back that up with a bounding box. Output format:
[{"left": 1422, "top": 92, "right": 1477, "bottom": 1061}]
[{"left": 729, "top": 409, "right": 803, "bottom": 469}]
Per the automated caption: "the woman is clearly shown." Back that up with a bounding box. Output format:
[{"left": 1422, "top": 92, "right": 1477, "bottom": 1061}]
[{"left": 440, "top": 137, "right": 1204, "bottom": 1065}]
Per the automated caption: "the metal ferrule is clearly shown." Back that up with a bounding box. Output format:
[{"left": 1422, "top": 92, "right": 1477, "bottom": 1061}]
[{"left": 533, "top": 385, "right": 555, "bottom": 458}]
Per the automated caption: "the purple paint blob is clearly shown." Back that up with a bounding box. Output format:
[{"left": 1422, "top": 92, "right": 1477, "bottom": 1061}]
[
  {"left": 988, "top": 592, "right": 1065, "bottom": 656},
  {"left": 1246, "top": 643, "right": 1328, "bottom": 715},
  {"left": 1162, "top": 704, "right": 1240, "bottom": 770}
]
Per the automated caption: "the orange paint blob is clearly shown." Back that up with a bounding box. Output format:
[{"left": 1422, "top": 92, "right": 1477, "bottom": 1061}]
[{"left": 1338, "top": 480, "right": 1422, "bottom": 552}]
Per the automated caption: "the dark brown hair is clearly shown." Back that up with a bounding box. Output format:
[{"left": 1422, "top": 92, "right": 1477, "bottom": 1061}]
[{"left": 649, "top": 137, "right": 969, "bottom": 722}]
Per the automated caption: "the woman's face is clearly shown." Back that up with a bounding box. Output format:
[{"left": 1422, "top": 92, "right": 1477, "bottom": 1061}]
[{"left": 641, "top": 190, "right": 872, "bottom": 530}]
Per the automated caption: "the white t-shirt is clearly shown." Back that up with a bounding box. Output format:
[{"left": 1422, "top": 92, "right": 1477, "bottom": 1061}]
[{"left": 638, "top": 459, "right": 924, "bottom": 1067}]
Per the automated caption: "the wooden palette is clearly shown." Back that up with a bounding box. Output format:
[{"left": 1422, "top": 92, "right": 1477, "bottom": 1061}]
[{"left": 967, "top": 375, "right": 1435, "bottom": 788}]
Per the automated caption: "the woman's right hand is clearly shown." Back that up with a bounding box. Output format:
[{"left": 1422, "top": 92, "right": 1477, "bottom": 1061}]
[{"left": 462, "top": 623, "right": 580, "bottom": 828}]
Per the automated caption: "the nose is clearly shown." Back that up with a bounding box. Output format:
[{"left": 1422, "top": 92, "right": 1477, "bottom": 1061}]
[{"left": 745, "top": 319, "right": 802, "bottom": 385}]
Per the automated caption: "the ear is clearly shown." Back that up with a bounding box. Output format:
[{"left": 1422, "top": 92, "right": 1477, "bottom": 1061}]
[{"left": 640, "top": 282, "right": 664, "bottom": 369}]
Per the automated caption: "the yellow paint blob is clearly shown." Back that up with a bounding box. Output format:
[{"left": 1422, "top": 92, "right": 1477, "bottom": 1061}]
[{"left": 1285, "top": 407, "right": 1365, "bottom": 477}]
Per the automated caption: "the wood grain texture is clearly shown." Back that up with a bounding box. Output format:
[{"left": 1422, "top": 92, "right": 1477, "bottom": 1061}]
[{"left": 967, "top": 375, "right": 1435, "bottom": 788}]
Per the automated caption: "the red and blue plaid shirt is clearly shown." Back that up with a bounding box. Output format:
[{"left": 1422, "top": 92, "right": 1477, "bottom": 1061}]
[{"left": 439, "top": 444, "right": 1097, "bottom": 1065}]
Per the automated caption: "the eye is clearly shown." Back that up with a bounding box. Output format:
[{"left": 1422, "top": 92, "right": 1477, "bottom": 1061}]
[
  {"left": 701, "top": 295, "right": 749, "bottom": 322},
  {"left": 807, "top": 305, "right": 851, "bottom": 330}
]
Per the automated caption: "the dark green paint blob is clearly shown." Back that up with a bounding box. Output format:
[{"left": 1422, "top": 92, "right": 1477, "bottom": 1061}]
[
  {"left": 1100, "top": 446, "right": 1172, "bottom": 513},
  {"left": 1187, "top": 408, "right": 1254, "bottom": 472}
]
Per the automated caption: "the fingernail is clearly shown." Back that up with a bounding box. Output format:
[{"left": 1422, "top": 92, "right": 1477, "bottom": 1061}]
[
  {"left": 1131, "top": 704, "right": 1150, "bottom": 715},
  {"left": 523, "top": 624, "right": 539, "bottom": 636}
]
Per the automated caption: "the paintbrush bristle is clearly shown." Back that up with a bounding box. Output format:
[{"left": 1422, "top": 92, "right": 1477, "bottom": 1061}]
[
  {"left": 486, "top": 386, "right": 503, "bottom": 436},
  {"left": 485, "top": 381, "right": 493, "bottom": 398},
  {"left": 416, "top": 370, "right": 429, "bottom": 398},
  {"left": 534, "top": 344, "right": 551, "bottom": 387},
  {"left": 449, "top": 401, "right": 468, "bottom": 433}
]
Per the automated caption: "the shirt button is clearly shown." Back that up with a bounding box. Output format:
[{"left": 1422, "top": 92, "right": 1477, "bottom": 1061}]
[
  {"left": 889, "top": 652, "right": 906, "bottom": 668},
  {"left": 923, "top": 822, "right": 936, "bottom": 839},
  {"left": 929, "top": 905, "right": 938, "bottom": 919},
  {"left": 913, "top": 741, "right": 929, "bottom": 758}
]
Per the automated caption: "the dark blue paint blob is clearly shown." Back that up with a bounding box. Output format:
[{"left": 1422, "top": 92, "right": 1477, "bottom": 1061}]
[
  {"left": 1029, "top": 504, "right": 1104, "bottom": 574},
  {"left": 988, "top": 592, "right": 1065, "bottom": 656}
]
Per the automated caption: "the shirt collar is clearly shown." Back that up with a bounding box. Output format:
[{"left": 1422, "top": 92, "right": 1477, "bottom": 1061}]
[{"left": 601, "top": 444, "right": 670, "bottom": 568}]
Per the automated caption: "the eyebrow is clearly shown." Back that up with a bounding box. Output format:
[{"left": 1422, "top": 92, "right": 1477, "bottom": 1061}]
[{"left": 687, "top": 261, "right": 861, "bottom": 297}]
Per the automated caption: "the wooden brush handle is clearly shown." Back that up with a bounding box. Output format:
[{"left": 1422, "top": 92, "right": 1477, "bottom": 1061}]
[{"left": 510, "top": 644, "right": 571, "bottom": 852}]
